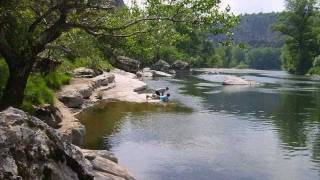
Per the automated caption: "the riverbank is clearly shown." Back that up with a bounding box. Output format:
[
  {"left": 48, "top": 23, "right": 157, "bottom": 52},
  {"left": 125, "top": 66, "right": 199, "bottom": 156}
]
[{"left": 55, "top": 68, "right": 164, "bottom": 179}]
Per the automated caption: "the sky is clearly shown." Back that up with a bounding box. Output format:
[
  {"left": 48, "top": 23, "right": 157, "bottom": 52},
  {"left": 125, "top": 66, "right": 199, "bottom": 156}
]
[
  {"left": 124, "top": 0, "right": 286, "bottom": 14},
  {"left": 221, "top": 0, "right": 286, "bottom": 14}
]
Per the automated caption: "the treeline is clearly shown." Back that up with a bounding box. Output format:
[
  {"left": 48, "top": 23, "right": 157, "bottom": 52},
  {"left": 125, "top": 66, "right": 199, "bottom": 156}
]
[
  {"left": 121, "top": 12, "right": 283, "bottom": 70},
  {"left": 274, "top": 0, "right": 320, "bottom": 75}
]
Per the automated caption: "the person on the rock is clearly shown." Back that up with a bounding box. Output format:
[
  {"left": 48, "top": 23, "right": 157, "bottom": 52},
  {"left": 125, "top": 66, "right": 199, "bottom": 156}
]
[
  {"left": 160, "top": 93, "right": 170, "bottom": 102},
  {"left": 155, "top": 87, "right": 169, "bottom": 96},
  {"left": 146, "top": 93, "right": 170, "bottom": 102}
]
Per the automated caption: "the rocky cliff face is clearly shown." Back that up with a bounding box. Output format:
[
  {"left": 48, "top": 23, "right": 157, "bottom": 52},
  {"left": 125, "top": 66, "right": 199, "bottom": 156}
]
[{"left": 0, "top": 108, "right": 134, "bottom": 180}]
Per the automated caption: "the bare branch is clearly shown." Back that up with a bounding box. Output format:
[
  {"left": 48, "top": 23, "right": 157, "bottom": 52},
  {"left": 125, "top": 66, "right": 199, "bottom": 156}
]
[
  {"left": 104, "top": 30, "right": 150, "bottom": 37},
  {"left": 32, "top": 8, "right": 68, "bottom": 55}
]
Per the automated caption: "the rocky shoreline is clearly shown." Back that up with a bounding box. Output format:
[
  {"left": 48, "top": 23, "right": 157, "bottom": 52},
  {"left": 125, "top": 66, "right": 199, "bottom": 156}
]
[
  {"left": 0, "top": 68, "right": 165, "bottom": 179},
  {"left": 56, "top": 68, "right": 161, "bottom": 146},
  {"left": 54, "top": 68, "right": 167, "bottom": 179}
]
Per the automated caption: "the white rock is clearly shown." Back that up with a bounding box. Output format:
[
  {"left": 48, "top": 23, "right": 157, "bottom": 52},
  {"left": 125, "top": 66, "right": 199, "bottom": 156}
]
[
  {"left": 222, "top": 76, "right": 258, "bottom": 85},
  {"left": 152, "top": 70, "right": 173, "bottom": 77},
  {"left": 58, "top": 90, "right": 83, "bottom": 108}
]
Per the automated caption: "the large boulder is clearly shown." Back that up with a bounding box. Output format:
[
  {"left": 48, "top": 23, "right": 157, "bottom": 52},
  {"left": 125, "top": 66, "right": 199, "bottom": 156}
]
[
  {"left": 0, "top": 108, "right": 94, "bottom": 180},
  {"left": 92, "top": 73, "right": 115, "bottom": 88},
  {"left": 58, "top": 90, "right": 83, "bottom": 108},
  {"left": 171, "top": 60, "right": 190, "bottom": 71},
  {"left": 73, "top": 67, "right": 102, "bottom": 78},
  {"left": 78, "top": 84, "right": 94, "bottom": 99},
  {"left": 0, "top": 108, "right": 135, "bottom": 180},
  {"left": 152, "top": 60, "right": 171, "bottom": 73},
  {"left": 116, "top": 56, "right": 140, "bottom": 73}
]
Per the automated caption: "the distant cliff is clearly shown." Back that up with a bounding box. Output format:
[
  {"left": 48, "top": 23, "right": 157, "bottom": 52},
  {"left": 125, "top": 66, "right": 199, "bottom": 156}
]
[{"left": 212, "top": 13, "right": 284, "bottom": 48}]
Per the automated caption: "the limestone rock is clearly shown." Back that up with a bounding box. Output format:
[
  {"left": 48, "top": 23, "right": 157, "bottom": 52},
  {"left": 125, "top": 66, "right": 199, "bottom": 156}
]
[
  {"left": 58, "top": 90, "right": 83, "bottom": 108},
  {"left": 82, "top": 149, "right": 135, "bottom": 180},
  {"left": 136, "top": 71, "right": 153, "bottom": 78},
  {"left": 222, "top": 76, "right": 258, "bottom": 85},
  {"left": 78, "top": 84, "right": 94, "bottom": 99},
  {"left": 73, "top": 67, "right": 101, "bottom": 78},
  {"left": 116, "top": 56, "right": 140, "bottom": 73},
  {"left": 172, "top": 60, "right": 190, "bottom": 71},
  {"left": 34, "top": 104, "right": 63, "bottom": 128},
  {"left": 0, "top": 108, "right": 135, "bottom": 180},
  {"left": 152, "top": 70, "right": 173, "bottom": 77},
  {"left": 81, "top": 149, "right": 118, "bottom": 163},
  {"left": 152, "top": 60, "right": 171, "bottom": 73},
  {"left": 106, "top": 74, "right": 116, "bottom": 83},
  {"left": 0, "top": 108, "right": 94, "bottom": 180}
]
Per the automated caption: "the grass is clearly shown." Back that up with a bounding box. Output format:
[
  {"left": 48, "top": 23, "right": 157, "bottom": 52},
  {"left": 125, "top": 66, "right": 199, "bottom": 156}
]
[{"left": 0, "top": 56, "right": 112, "bottom": 112}]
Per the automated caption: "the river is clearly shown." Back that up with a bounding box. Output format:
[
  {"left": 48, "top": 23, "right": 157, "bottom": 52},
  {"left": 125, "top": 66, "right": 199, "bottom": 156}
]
[{"left": 78, "top": 69, "right": 320, "bottom": 180}]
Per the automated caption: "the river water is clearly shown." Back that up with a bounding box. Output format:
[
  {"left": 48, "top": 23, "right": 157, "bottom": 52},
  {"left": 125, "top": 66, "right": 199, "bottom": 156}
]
[{"left": 78, "top": 69, "right": 320, "bottom": 180}]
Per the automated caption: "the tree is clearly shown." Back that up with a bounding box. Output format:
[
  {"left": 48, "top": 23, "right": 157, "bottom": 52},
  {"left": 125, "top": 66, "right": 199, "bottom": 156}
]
[
  {"left": 246, "top": 47, "right": 282, "bottom": 70},
  {"left": 0, "top": 0, "right": 238, "bottom": 110},
  {"left": 273, "top": 0, "right": 319, "bottom": 74}
]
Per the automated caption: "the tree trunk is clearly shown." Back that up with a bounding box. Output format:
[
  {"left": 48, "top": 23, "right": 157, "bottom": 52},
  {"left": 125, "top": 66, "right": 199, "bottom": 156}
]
[{"left": 0, "top": 59, "right": 33, "bottom": 110}]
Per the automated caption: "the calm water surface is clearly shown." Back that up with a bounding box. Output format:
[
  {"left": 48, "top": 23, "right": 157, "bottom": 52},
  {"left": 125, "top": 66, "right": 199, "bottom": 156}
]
[{"left": 79, "top": 69, "right": 320, "bottom": 180}]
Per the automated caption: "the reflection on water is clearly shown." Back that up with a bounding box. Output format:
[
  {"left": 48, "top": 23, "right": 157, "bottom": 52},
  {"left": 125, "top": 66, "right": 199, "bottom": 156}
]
[
  {"left": 79, "top": 69, "right": 320, "bottom": 180},
  {"left": 78, "top": 101, "right": 193, "bottom": 149}
]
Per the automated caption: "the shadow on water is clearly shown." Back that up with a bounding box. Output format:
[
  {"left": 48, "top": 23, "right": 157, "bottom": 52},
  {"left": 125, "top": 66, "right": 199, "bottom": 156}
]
[{"left": 77, "top": 101, "right": 193, "bottom": 150}]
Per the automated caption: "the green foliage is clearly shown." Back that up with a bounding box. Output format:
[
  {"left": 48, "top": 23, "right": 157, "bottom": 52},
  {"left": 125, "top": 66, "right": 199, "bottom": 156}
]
[
  {"left": 274, "top": 0, "right": 319, "bottom": 74},
  {"left": 112, "top": 0, "right": 239, "bottom": 66},
  {"left": 0, "top": 58, "right": 8, "bottom": 98},
  {"left": 22, "top": 74, "right": 54, "bottom": 112},
  {"left": 308, "top": 67, "right": 320, "bottom": 75},
  {"left": 0, "top": 0, "right": 239, "bottom": 109},
  {"left": 44, "top": 71, "right": 70, "bottom": 90},
  {"left": 235, "top": 62, "right": 250, "bottom": 69},
  {"left": 246, "top": 47, "right": 282, "bottom": 70},
  {"left": 313, "top": 55, "right": 320, "bottom": 67}
]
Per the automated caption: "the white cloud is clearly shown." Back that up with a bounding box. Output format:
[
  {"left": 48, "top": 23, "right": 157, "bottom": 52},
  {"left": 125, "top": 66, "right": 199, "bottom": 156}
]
[{"left": 221, "top": 0, "right": 285, "bottom": 14}]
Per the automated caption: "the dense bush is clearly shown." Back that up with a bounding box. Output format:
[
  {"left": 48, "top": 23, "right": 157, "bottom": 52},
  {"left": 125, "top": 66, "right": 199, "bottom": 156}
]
[
  {"left": 308, "top": 67, "right": 320, "bottom": 75},
  {"left": 22, "top": 75, "right": 55, "bottom": 112},
  {"left": 1, "top": 60, "right": 68, "bottom": 112},
  {"left": 246, "top": 47, "right": 282, "bottom": 70},
  {"left": 0, "top": 58, "right": 9, "bottom": 98}
]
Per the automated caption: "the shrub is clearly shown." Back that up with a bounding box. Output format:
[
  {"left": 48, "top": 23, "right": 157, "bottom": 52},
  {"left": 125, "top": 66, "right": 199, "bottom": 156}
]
[
  {"left": 44, "top": 71, "right": 70, "bottom": 90},
  {"left": 0, "top": 58, "right": 9, "bottom": 98},
  {"left": 22, "top": 74, "right": 54, "bottom": 112},
  {"left": 308, "top": 67, "right": 320, "bottom": 75}
]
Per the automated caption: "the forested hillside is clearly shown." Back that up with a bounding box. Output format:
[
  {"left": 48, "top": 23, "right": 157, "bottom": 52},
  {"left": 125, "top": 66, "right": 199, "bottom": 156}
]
[
  {"left": 212, "top": 13, "right": 283, "bottom": 47},
  {"left": 202, "top": 13, "right": 283, "bottom": 70},
  {"left": 233, "top": 13, "right": 283, "bottom": 47}
]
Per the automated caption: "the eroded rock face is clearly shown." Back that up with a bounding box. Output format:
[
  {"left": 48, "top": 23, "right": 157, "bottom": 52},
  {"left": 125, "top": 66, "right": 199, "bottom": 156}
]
[
  {"left": 171, "top": 60, "right": 190, "bottom": 71},
  {"left": 0, "top": 108, "right": 94, "bottom": 180},
  {"left": 0, "top": 108, "right": 135, "bottom": 180},
  {"left": 116, "top": 56, "right": 140, "bottom": 73},
  {"left": 34, "top": 104, "right": 63, "bottom": 128}
]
